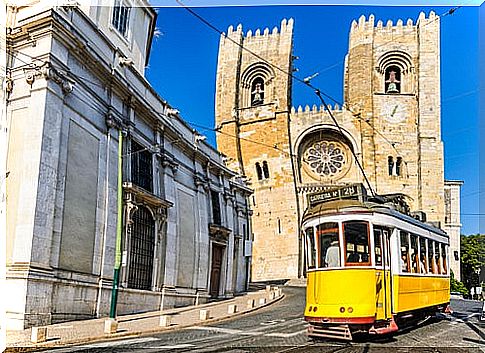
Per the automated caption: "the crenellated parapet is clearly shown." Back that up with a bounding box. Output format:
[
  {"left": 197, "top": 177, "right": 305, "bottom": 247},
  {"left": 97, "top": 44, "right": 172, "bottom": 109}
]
[
  {"left": 220, "top": 18, "right": 294, "bottom": 50},
  {"left": 349, "top": 11, "right": 439, "bottom": 49},
  {"left": 291, "top": 103, "right": 344, "bottom": 117}
]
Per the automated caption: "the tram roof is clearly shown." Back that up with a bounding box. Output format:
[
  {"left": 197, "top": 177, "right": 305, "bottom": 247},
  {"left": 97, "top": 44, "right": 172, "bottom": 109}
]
[{"left": 302, "top": 199, "right": 448, "bottom": 237}]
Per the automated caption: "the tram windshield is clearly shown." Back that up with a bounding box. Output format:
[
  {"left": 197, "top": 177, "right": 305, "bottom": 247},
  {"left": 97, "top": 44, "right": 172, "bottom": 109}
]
[
  {"left": 343, "top": 221, "right": 370, "bottom": 265},
  {"left": 317, "top": 222, "right": 340, "bottom": 268}
]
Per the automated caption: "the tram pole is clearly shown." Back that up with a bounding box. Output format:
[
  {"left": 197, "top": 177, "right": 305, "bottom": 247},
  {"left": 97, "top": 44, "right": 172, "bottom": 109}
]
[{"left": 110, "top": 129, "right": 123, "bottom": 319}]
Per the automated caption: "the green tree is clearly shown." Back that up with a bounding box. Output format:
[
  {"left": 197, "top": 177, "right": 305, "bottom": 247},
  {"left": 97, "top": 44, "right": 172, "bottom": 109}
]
[
  {"left": 460, "top": 234, "right": 485, "bottom": 293},
  {"left": 450, "top": 270, "right": 468, "bottom": 295}
]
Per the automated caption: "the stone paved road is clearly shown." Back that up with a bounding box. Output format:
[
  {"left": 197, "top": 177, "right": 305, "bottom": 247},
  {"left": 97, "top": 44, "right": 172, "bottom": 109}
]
[{"left": 43, "top": 287, "right": 485, "bottom": 353}]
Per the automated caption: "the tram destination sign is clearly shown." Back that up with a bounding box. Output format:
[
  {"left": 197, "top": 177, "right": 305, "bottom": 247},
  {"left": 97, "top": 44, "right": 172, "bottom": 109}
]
[{"left": 307, "top": 184, "right": 366, "bottom": 207}]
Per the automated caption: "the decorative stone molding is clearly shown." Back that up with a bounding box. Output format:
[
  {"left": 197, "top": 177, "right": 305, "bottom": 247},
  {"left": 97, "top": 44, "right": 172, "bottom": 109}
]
[
  {"left": 161, "top": 155, "right": 178, "bottom": 174},
  {"left": 123, "top": 182, "right": 173, "bottom": 232},
  {"left": 223, "top": 190, "right": 235, "bottom": 203},
  {"left": 209, "top": 223, "right": 231, "bottom": 244},
  {"left": 194, "top": 175, "right": 210, "bottom": 192},
  {"left": 105, "top": 108, "right": 123, "bottom": 130},
  {"left": 24, "top": 63, "right": 75, "bottom": 94}
]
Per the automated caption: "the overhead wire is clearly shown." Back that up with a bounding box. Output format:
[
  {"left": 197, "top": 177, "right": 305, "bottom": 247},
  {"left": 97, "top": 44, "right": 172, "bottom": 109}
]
[
  {"left": 173, "top": 1, "right": 463, "bottom": 197},
  {"left": 306, "top": 6, "right": 461, "bottom": 80},
  {"left": 174, "top": 0, "right": 461, "bottom": 165},
  {"left": 7, "top": 4, "right": 466, "bottom": 192}
]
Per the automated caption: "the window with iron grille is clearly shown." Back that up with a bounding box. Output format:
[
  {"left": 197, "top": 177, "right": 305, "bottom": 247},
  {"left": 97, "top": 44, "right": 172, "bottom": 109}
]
[
  {"left": 112, "top": 0, "right": 131, "bottom": 37},
  {"left": 211, "top": 190, "right": 221, "bottom": 225},
  {"left": 128, "top": 205, "right": 155, "bottom": 290},
  {"left": 131, "top": 141, "right": 153, "bottom": 192}
]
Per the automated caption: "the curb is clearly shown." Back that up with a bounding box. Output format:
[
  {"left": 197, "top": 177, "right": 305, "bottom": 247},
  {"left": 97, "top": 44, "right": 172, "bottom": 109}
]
[{"left": 6, "top": 293, "right": 285, "bottom": 352}]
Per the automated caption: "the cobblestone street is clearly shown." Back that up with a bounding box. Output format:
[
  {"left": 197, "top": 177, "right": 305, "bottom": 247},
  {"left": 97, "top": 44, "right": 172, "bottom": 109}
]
[{"left": 36, "top": 286, "right": 484, "bottom": 353}]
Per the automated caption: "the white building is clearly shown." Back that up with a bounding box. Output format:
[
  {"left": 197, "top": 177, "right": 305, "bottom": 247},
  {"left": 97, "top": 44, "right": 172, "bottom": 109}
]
[{"left": 5, "top": 1, "right": 252, "bottom": 330}]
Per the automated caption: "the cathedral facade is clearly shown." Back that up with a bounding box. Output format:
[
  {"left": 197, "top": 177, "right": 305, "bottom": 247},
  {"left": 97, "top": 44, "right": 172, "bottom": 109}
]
[{"left": 215, "top": 13, "right": 462, "bottom": 281}]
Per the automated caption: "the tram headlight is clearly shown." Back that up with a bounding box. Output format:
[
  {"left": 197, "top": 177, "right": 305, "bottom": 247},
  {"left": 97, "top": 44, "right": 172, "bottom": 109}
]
[
  {"left": 347, "top": 307, "right": 354, "bottom": 313},
  {"left": 339, "top": 307, "right": 345, "bottom": 313},
  {"left": 313, "top": 306, "right": 318, "bottom": 312}
]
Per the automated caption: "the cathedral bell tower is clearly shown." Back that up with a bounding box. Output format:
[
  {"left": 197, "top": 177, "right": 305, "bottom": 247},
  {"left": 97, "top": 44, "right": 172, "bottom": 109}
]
[{"left": 215, "top": 19, "right": 302, "bottom": 280}]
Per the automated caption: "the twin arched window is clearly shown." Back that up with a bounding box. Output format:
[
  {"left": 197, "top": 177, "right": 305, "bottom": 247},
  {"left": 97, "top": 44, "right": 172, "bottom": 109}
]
[
  {"left": 388, "top": 156, "right": 403, "bottom": 176},
  {"left": 255, "top": 161, "right": 270, "bottom": 180}
]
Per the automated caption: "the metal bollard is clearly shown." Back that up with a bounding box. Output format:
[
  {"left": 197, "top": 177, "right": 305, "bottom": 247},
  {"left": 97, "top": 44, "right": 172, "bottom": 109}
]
[
  {"left": 104, "top": 318, "right": 118, "bottom": 334},
  {"left": 247, "top": 299, "right": 255, "bottom": 309},
  {"left": 159, "top": 315, "right": 171, "bottom": 327},
  {"left": 259, "top": 297, "right": 267, "bottom": 305},
  {"left": 31, "top": 327, "right": 47, "bottom": 343},
  {"left": 199, "top": 309, "right": 210, "bottom": 321},
  {"left": 228, "top": 304, "right": 237, "bottom": 314}
]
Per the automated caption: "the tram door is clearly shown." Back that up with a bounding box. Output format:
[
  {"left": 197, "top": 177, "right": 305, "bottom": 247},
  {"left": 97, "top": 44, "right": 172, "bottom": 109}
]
[{"left": 374, "top": 227, "right": 393, "bottom": 320}]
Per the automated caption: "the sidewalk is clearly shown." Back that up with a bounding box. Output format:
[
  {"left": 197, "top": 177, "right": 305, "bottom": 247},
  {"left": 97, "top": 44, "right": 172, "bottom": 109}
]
[{"left": 6, "top": 286, "right": 283, "bottom": 352}]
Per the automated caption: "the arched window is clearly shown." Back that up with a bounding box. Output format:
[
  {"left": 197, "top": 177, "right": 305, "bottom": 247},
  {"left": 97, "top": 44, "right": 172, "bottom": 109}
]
[
  {"left": 396, "top": 157, "right": 403, "bottom": 176},
  {"left": 251, "top": 77, "right": 265, "bottom": 106},
  {"left": 255, "top": 162, "right": 263, "bottom": 180},
  {"left": 262, "top": 161, "right": 270, "bottom": 179},
  {"left": 388, "top": 156, "right": 394, "bottom": 176},
  {"left": 385, "top": 65, "right": 401, "bottom": 94},
  {"left": 128, "top": 205, "right": 155, "bottom": 290},
  {"left": 377, "top": 51, "right": 413, "bottom": 94}
]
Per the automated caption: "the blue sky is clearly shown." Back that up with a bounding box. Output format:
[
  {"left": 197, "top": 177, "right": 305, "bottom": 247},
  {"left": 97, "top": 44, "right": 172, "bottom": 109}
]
[{"left": 146, "top": 3, "right": 481, "bottom": 234}]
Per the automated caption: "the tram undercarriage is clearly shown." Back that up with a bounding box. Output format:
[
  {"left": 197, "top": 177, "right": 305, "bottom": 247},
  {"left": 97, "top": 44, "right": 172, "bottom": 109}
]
[{"left": 306, "top": 303, "right": 451, "bottom": 341}]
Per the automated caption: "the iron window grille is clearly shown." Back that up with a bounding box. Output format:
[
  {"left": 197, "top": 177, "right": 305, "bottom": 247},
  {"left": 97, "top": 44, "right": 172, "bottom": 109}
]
[
  {"left": 112, "top": 0, "right": 131, "bottom": 37},
  {"left": 131, "top": 141, "right": 153, "bottom": 192},
  {"left": 127, "top": 205, "right": 155, "bottom": 290},
  {"left": 211, "top": 190, "right": 222, "bottom": 225}
]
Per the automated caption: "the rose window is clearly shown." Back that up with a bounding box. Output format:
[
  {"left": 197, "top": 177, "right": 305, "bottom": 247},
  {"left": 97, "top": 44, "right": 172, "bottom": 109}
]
[{"left": 303, "top": 140, "right": 349, "bottom": 179}]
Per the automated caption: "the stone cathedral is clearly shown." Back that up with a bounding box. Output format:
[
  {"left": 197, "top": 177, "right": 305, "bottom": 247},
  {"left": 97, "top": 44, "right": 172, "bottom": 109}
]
[{"left": 215, "top": 12, "right": 462, "bottom": 281}]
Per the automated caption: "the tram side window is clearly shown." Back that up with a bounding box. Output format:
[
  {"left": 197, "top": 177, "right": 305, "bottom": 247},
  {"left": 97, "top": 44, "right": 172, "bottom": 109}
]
[
  {"left": 400, "top": 232, "right": 410, "bottom": 273},
  {"left": 306, "top": 227, "right": 316, "bottom": 269},
  {"left": 410, "top": 234, "right": 419, "bottom": 273},
  {"left": 434, "top": 242, "right": 442, "bottom": 274},
  {"left": 344, "top": 221, "right": 370, "bottom": 265},
  {"left": 441, "top": 244, "right": 448, "bottom": 274},
  {"left": 427, "top": 240, "right": 435, "bottom": 273},
  {"left": 374, "top": 228, "right": 383, "bottom": 266},
  {"left": 317, "top": 222, "right": 340, "bottom": 268},
  {"left": 419, "top": 237, "right": 427, "bottom": 274}
]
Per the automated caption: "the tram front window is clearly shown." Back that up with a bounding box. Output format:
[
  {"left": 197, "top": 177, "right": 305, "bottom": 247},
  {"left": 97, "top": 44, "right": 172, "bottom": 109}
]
[
  {"left": 343, "top": 221, "right": 370, "bottom": 265},
  {"left": 317, "top": 222, "right": 340, "bottom": 268}
]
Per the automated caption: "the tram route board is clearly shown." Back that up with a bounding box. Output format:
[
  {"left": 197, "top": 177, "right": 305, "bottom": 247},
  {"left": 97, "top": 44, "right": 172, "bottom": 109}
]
[{"left": 307, "top": 184, "right": 367, "bottom": 208}]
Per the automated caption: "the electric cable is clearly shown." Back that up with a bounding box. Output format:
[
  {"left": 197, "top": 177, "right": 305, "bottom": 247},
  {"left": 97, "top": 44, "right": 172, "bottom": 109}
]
[{"left": 307, "top": 6, "right": 461, "bottom": 80}]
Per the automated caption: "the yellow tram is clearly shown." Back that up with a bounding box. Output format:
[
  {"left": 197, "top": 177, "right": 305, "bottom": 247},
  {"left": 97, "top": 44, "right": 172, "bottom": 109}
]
[{"left": 303, "top": 186, "right": 450, "bottom": 340}]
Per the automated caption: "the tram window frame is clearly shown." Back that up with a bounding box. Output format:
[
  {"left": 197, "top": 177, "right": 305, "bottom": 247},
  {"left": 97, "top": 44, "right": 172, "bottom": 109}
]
[
  {"left": 305, "top": 227, "right": 316, "bottom": 270},
  {"left": 317, "top": 222, "right": 340, "bottom": 268},
  {"left": 434, "top": 242, "right": 442, "bottom": 274},
  {"left": 343, "top": 221, "right": 371, "bottom": 267},
  {"left": 419, "top": 237, "right": 427, "bottom": 274},
  {"left": 441, "top": 244, "right": 448, "bottom": 274},
  {"left": 427, "top": 239, "right": 435, "bottom": 274},
  {"left": 400, "top": 231, "right": 410, "bottom": 273},
  {"left": 410, "top": 234, "right": 419, "bottom": 273},
  {"left": 373, "top": 227, "right": 383, "bottom": 266}
]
